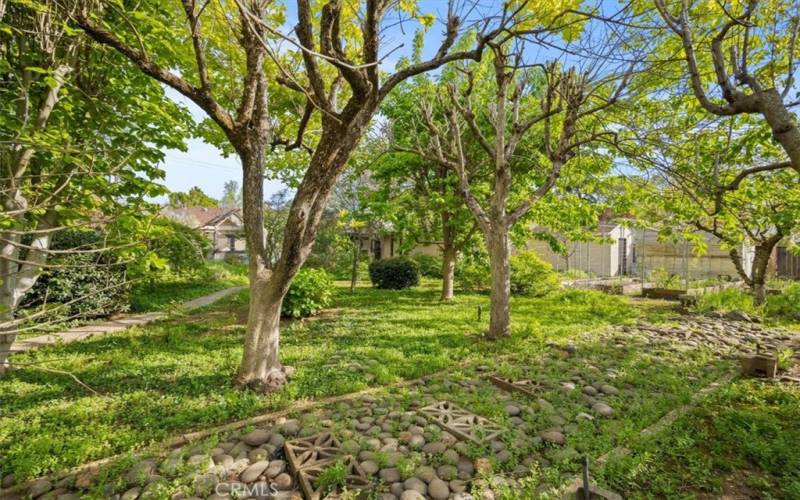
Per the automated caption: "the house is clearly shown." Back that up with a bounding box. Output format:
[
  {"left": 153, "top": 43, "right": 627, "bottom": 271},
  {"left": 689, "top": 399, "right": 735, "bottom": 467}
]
[
  {"left": 776, "top": 241, "right": 800, "bottom": 279},
  {"left": 162, "top": 207, "right": 246, "bottom": 260},
  {"left": 525, "top": 222, "right": 636, "bottom": 276}
]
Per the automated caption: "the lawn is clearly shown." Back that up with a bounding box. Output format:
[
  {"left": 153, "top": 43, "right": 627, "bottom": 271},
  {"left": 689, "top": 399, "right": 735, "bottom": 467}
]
[{"left": 0, "top": 280, "right": 797, "bottom": 499}]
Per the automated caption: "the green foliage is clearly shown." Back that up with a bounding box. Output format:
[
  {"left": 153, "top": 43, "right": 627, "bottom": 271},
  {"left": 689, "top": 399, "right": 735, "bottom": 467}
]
[
  {"left": 412, "top": 254, "right": 443, "bottom": 279},
  {"left": 282, "top": 268, "right": 334, "bottom": 318},
  {"left": 765, "top": 284, "right": 800, "bottom": 321},
  {"left": 648, "top": 267, "right": 683, "bottom": 289},
  {"left": 146, "top": 218, "right": 211, "bottom": 277},
  {"left": 167, "top": 187, "right": 218, "bottom": 208},
  {"left": 455, "top": 252, "right": 560, "bottom": 296},
  {"left": 693, "top": 288, "right": 759, "bottom": 316},
  {"left": 19, "top": 230, "right": 129, "bottom": 322},
  {"left": 368, "top": 257, "right": 420, "bottom": 289},
  {"left": 454, "top": 253, "right": 491, "bottom": 292},
  {"left": 314, "top": 460, "right": 347, "bottom": 495},
  {"left": 509, "top": 251, "right": 560, "bottom": 297}
]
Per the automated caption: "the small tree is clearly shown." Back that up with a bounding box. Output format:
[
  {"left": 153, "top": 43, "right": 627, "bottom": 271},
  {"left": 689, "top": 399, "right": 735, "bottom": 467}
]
[{"left": 401, "top": 43, "right": 631, "bottom": 338}]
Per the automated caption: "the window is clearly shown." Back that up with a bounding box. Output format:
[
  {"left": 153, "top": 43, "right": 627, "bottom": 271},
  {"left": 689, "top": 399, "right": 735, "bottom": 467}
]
[{"left": 228, "top": 235, "right": 236, "bottom": 251}]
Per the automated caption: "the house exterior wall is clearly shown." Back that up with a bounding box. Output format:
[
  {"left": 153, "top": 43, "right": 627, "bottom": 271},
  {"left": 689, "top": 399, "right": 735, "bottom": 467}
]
[
  {"left": 632, "top": 229, "right": 752, "bottom": 280},
  {"left": 206, "top": 224, "right": 246, "bottom": 260},
  {"left": 409, "top": 243, "right": 442, "bottom": 257},
  {"left": 524, "top": 224, "right": 634, "bottom": 277}
]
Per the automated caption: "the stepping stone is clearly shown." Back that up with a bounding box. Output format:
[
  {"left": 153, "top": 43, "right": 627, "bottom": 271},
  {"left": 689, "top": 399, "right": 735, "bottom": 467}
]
[
  {"left": 487, "top": 375, "right": 548, "bottom": 397},
  {"left": 418, "top": 401, "right": 503, "bottom": 443},
  {"left": 295, "top": 456, "right": 370, "bottom": 500},
  {"left": 284, "top": 432, "right": 341, "bottom": 473}
]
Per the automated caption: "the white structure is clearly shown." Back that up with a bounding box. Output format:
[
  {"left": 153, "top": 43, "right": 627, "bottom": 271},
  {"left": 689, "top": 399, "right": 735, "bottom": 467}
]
[{"left": 526, "top": 222, "right": 636, "bottom": 276}]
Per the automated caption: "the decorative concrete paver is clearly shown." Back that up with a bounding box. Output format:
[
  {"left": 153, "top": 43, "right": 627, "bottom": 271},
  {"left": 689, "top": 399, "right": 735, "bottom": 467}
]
[
  {"left": 296, "top": 456, "right": 370, "bottom": 500},
  {"left": 418, "top": 400, "right": 504, "bottom": 443},
  {"left": 486, "top": 375, "right": 548, "bottom": 397},
  {"left": 10, "top": 286, "right": 245, "bottom": 353},
  {"left": 285, "top": 432, "right": 342, "bottom": 473}
]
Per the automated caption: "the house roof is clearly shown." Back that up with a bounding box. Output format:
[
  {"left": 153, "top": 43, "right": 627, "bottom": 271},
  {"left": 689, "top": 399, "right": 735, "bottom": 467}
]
[{"left": 162, "top": 207, "right": 242, "bottom": 229}]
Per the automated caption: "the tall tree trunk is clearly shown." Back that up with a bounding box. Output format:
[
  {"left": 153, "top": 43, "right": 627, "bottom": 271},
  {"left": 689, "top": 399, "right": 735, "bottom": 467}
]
[
  {"left": 235, "top": 121, "right": 368, "bottom": 392},
  {"left": 235, "top": 143, "right": 292, "bottom": 392},
  {"left": 440, "top": 212, "right": 456, "bottom": 301},
  {"left": 487, "top": 228, "right": 511, "bottom": 339}
]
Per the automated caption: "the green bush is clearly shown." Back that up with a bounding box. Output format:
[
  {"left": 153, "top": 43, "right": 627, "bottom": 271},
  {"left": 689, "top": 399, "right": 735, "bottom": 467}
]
[
  {"left": 454, "top": 253, "right": 490, "bottom": 292},
  {"left": 454, "top": 251, "right": 560, "bottom": 296},
  {"left": 510, "top": 251, "right": 560, "bottom": 297},
  {"left": 692, "top": 287, "right": 758, "bottom": 315},
  {"left": 368, "top": 257, "right": 420, "bottom": 289},
  {"left": 412, "top": 254, "right": 443, "bottom": 278},
  {"left": 20, "top": 230, "right": 129, "bottom": 321},
  {"left": 282, "top": 268, "right": 334, "bottom": 318},
  {"left": 766, "top": 283, "right": 800, "bottom": 320}
]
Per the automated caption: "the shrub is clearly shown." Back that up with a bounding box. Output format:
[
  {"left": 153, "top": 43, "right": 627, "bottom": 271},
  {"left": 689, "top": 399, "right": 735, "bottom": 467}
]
[
  {"left": 510, "top": 251, "right": 560, "bottom": 297},
  {"left": 455, "top": 254, "right": 490, "bottom": 292},
  {"left": 20, "top": 229, "right": 129, "bottom": 321},
  {"left": 368, "top": 257, "right": 420, "bottom": 289},
  {"left": 765, "top": 283, "right": 800, "bottom": 320},
  {"left": 282, "top": 268, "right": 334, "bottom": 318},
  {"left": 412, "top": 254, "right": 443, "bottom": 278},
  {"left": 693, "top": 288, "right": 758, "bottom": 316}
]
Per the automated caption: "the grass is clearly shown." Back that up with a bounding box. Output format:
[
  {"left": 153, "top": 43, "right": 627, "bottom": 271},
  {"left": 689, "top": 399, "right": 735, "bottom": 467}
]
[
  {"left": 601, "top": 379, "right": 800, "bottom": 499},
  {"left": 0, "top": 279, "right": 797, "bottom": 500},
  {"left": 692, "top": 283, "right": 800, "bottom": 330},
  {"left": 128, "top": 261, "right": 248, "bottom": 312},
  {"left": 0, "top": 281, "right": 654, "bottom": 480}
]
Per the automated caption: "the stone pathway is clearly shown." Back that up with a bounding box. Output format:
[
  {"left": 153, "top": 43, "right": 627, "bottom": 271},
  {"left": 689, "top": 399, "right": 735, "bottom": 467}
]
[
  {"left": 3, "top": 315, "right": 797, "bottom": 500},
  {"left": 10, "top": 286, "right": 245, "bottom": 354}
]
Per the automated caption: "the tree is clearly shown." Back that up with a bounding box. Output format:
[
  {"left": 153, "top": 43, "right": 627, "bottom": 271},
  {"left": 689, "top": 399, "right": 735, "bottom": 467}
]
[
  {"left": 76, "top": 0, "right": 522, "bottom": 392},
  {"left": 0, "top": 2, "right": 190, "bottom": 371},
  {"left": 622, "top": 98, "right": 800, "bottom": 304},
  {"left": 220, "top": 180, "right": 242, "bottom": 208},
  {"left": 263, "top": 189, "right": 290, "bottom": 269},
  {"left": 168, "top": 186, "right": 219, "bottom": 208},
  {"left": 380, "top": 80, "right": 479, "bottom": 301},
  {"left": 652, "top": 0, "right": 800, "bottom": 177},
  {"left": 401, "top": 43, "right": 631, "bottom": 338}
]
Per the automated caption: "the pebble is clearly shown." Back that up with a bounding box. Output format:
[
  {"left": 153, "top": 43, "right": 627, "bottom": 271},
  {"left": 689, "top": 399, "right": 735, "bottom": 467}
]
[
  {"left": 582, "top": 386, "right": 598, "bottom": 396},
  {"left": 240, "top": 460, "right": 269, "bottom": 483},
  {"left": 600, "top": 384, "right": 619, "bottom": 395},
  {"left": 403, "top": 477, "right": 427, "bottom": 495},
  {"left": 592, "top": 402, "right": 615, "bottom": 417},
  {"left": 273, "top": 472, "right": 292, "bottom": 490},
  {"left": 437, "top": 464, "right": 457, "bottom": 480},
  {"left": 361, "top": 460, "right": 379, "bottom": 475},
  {"left": 265, "top": 459, "right": 285, "bottom": 478},
  {"left": 415, "top": 465, "right": 436, "bottom": 482},
  {"left": 380, "top": 468, "right": 401, "bottom": 483},
  {"left": 428, "top": 478, "right": 450, "bottom": 500},
  {"left": 505, "top": 404, "right": 521, "bottom": 416},
  {"left": 400, "top": 491, "right": 426, "bottom": 500},
  {"left": 243, "top": 429, "right": 271, "bottom": 446},
  {"left": 422, "top": 442, "right": 446, "bottom": 454},
  {"left": 540, "top": 430, "right": 566, "bottom": 445},
  {"left": 29, "top": 479, "right": 53, "bottom": 498}
]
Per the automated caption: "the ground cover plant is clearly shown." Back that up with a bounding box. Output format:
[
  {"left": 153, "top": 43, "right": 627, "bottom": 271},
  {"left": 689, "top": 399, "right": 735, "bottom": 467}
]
[{"left": 0, "top": 282, "right": 648, "bottom": 481}]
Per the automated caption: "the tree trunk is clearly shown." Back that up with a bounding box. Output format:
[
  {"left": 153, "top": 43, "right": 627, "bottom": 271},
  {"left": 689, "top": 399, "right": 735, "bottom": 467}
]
[
  {"left": 440, "top": 213, "right": 456, "bottom": 301},
  {"left": 487, "top": 228, "right": 511, "bottom": 339},
  {"left": 235, "top": 120, "right": 368, "bottom": 392},
  {"left": 750, "top": 239, "right": 780, "bottom": 306},
  {"left": 234, "top": 144, "right": 292, "bottom": 392}
]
